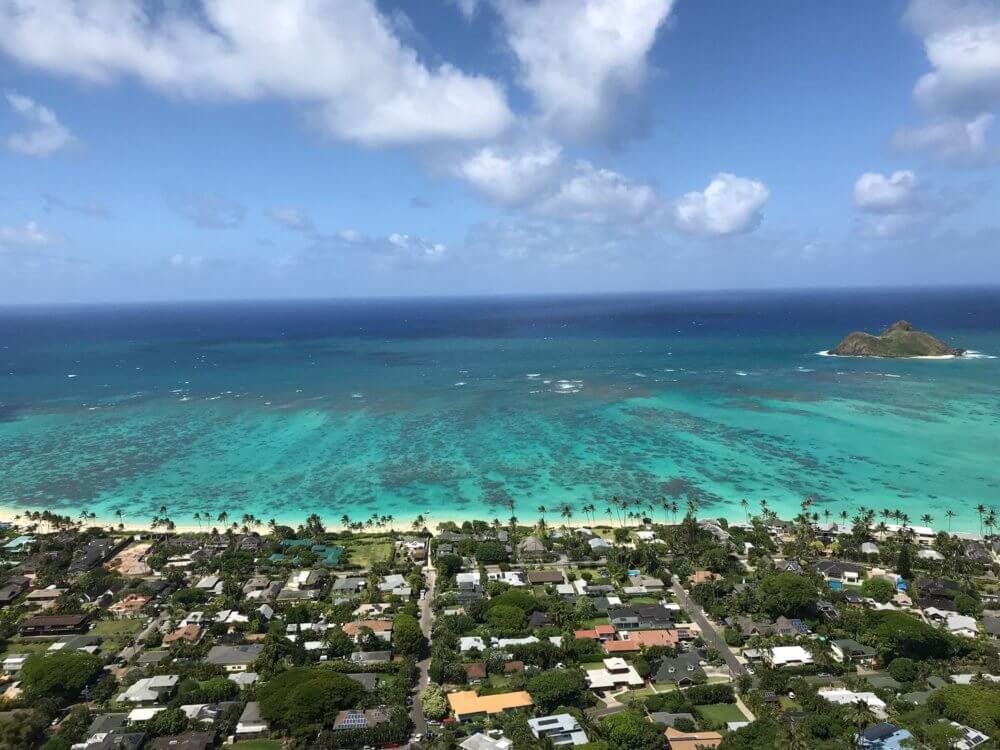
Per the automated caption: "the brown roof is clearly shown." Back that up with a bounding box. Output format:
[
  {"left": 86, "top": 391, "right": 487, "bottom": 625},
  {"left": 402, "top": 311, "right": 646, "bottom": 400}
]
[
  {"left": 503, "top": 660, "right": 524, "bottom": 673},
  {"left": 574, "top": 629, "right": 599, "bottom": 640},
  {"left": 594, "top": 624, "right": 616, "bottom": 636},
  {"left": 526, "top": 571, "right": 564, "bottom": 584},
  {"left": 604, "top": 640, "right": 640, "bottom": 653},
  {"left": 342, "top": 620, "right": 394, "bottom": 636},
  {"left": 20, "top": 614, "right": 88, "bottom": 627},
  {"left": 665, "top": 728, "right": 723, "bottom": 750},
  {"left": 465, "top": 663, "right": 487, "bottom": 680},
  {"left": 163, "top": 624, "right": 202, "bottom": 643}
]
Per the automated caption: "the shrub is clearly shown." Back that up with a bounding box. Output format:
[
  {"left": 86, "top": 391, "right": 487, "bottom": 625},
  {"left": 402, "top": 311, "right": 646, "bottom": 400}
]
[{"left": 860, "top": 577, "right": 896, "bottom": 603}]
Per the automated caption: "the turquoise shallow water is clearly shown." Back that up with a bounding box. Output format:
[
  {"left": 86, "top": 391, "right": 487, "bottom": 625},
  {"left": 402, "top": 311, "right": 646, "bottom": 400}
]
[{"left": 1, "top": 289, "right": 998, "bottom": 531}]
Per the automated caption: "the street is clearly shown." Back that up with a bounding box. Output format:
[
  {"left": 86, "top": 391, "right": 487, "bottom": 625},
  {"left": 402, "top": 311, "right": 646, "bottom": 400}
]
[
  {"left": 670, "top": 575, "right": 750, "bottom": 681},
  {"left": 409, "top": 565, "right": 436, "bottom": 736}
]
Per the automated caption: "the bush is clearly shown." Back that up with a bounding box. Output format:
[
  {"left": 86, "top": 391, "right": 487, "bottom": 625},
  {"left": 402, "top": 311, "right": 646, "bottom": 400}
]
[
  {"left": 435, "top": 554, "right": 463, "bottom": 578},
  {"left": 259, "top": 666, "right": 365, "bottom": 731},
  {"left": 393, "top": 613, "right": 426, "bottom": 657},
  {"left": 475, "top": 541, "right": 508, "bottom": 564},
  {"left": 420, "top": 683, "right": 448, "bottom": 720},
  {"left": 489, "top": 589, "right": 539, "bottom": 613},
  {"left": 684, "top": 683, "right": 734, "bottom": 705},
  {"left": 927, "top": 683, "right": 1000, "bottom": 735}
]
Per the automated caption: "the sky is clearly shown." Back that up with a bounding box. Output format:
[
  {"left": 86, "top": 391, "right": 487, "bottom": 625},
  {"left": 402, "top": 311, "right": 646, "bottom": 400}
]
[{"left": 0, "top": 0, "right": 998, "bottom": 303}]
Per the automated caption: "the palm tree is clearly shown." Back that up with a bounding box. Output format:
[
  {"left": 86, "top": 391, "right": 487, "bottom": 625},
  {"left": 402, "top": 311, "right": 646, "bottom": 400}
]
[
  {"left": 114, "top": 507, "right": 125, "bottom": 528},
  {"left": 537, "top": 506, "right": 547, "bottom": 527},
  {"left": 217, "top": 511, "right": 229, "bottom": 526},
  {"left": 976, "top": 503, "right": 987, "bottom": 537},
  {"left": 412, "top": 514, "right": 426, "bottom": 532},
  {"left": 920, "top": 513, "right": 933, "bottom": 527},
  {"left": 560, "top": 503, "right": 574, "bottom": 529},
  {"left": 193, "top": 512, "right": 202, "bottom": 531},
  {"left": 946, "top": 509, "right": 956, "bottom": 532},
  {"left": 986, "top": 509, "right": 998, "bottom": 538},
  {"left": 739, "top": 498, "right": 750, "bottom": 522},
  {"left": 846, "top": 699, "right": 878, "bottom": 748},
  {"left": 268, "top": 518, "right": 277, "bottom": 533}
]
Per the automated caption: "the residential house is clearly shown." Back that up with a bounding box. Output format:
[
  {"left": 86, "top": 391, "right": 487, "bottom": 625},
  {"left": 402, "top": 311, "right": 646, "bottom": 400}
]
[
  {"left": 527, "top": 714, "right": 589, "bottom": 746},
  {"left": 109, "top": 594, "right": 151, "bottom": 619},
  {"left": 944, "top": 613, "right": 979, "bottom": 638},
  {"left": 457, "top": 571, "right": 482, "bottom": 591},
  {"left": 0, "top": 575, "right": 29, "bottom": 606},
  {"left": 831, "top": 639, "right": 878, "bottom": 667},
  {"left": 765, "top": 646, "right": 814, "bottom": 668},
  {"left": 948, "top": 721, "right": 989, "bottom": 750},
  {"left": 814, "top": 561, "right": 863, "bottom": 584},
  {"left": 460, "top": 734, "right": 513, "bottom": 750},
  {"left": 379, "top": 573, "right": 411, "bottom": 597},
  {"left": 588, "top": 537, "right": 613, "bottom": 553},
  {"left": 331, "top": 575, "right": 367, "bottom": 595},
  {"left": 651, "top": 653, "right": 706, "bottom": 687},
  {"left": 983, "top": 615, "right": 1000, "bottom": 640},
  {"left": 608, "top": 605, "right": 674, "bottom": 630},
  {"left": 148, "top": 732, "right": 215, "bottom": 750},
  {"left": 350, "top": 650, "right": 392, "bottom": 664},
  {"left": 819, "top": 689, "right": 886, "bottom": 718},
  {"left": 465, "top": 663, "right": 487, "bottom": 683},
  {"left": 163, "top": 624, "right": 202, "bottom": 645},
  {"left": 332, "top": 708, "right": 390, "bottom": 731},
  {"left": 342, "top": 619, "right": 393, "bottom": 642},
  {"left": 19, "top": 613, "right": 89, "bottom": 637},
  {"left": 518, "top": 536, "right": 546, "bottom": 557},
  {"left": 204, "top": 645, "right": 262, "bottom": 672},
  {"left": 69, "top": 538, "right": 120, "bottom": 575},
  {"left": 235, "top": 702, "right": 269, "bottom": 739},
  {"left": 527, "top": 570, "right": 564, "bottom": 585},
  {"left": 856, "top": 722, "right": 913, "bottom": 750},
  {"left": 585, "top": 658, "right": 644, "bottom": 691},
  {"left": 665, "top": 728, "right": 723, "bottom": 750},
  {"left": 118, "top": 675, "right": 180, "bottom": 705},
  {"left": 448, "top": 690, "right": 534, "bottom": 721}
]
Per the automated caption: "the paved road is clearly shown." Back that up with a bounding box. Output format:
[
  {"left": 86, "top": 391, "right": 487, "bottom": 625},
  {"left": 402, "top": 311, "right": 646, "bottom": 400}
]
[
  {"left": 410, "top": 566, "right": 436, "bottom": 736},
  {"left": 670, "top": 575, "right": 750, "bottom": 682},
  {"left": 116, "top": 610, "right": 168, "bottom": 663}
]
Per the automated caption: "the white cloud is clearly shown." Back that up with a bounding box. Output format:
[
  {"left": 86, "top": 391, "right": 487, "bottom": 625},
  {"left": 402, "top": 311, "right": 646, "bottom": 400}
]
[
  {"left": 496, "top": 0, "right": 675, "bottom": 141},
  {"left": 454, "top": 142, "right": 563, "bottom": 205},
  {"left": 169, "top": 192, "right": 245, "bottom": 230},
  {"left": 306, "top": 228, "right": 447, "bottom": 267},
  {"left": 891, "top": 113, "right": 998, "bottom": 164},
  {"left": 455, "top": 142, "right": 658, "bottom": 223},
  {"left": 904, "top": 0, "right": 1000, "bottom": 114},
  {"left": 451, "top": 0, "right": 482, "bottom": 20},
  {"left": 266, "top": 207, "right": 314, "bottom": 232},
  {"left": 169, "top": 253, "right": 204, "bottom": 269},
  {"left": 536, "top": 161, "right": 657, "bottom": 223},
  {"left": 853, "top": 170, "right": 921, "bottom": 213},
  {"left": 42, "top": 191, "right": 111, "bottom": 218},
  {"left": 0, "top": 0, "right": 512, "bottom": 146},
  {"left": 673, "top": 173, "right": 770, "bottom": 236},
  {"left": 850, "top": 169, "right": 984, "bottom": 239},
  {"left": 4, "top": 92, "right": 76, "bottom": 156},
  {"left": 0, "top": 220, "right": 61, "bottom": 246},
  {"left": 387, "top": 232, "right": 447, "bottom": 262}
]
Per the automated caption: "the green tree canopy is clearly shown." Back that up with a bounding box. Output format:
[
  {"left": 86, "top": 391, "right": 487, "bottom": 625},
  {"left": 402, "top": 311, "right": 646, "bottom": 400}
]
[
  {"left": 487, "top": 604, "right": 528, "bottom": 635},
  {"left": 420, "top": 683, "right": 449, "bottom": 720},
  {"left": 393, "top": 613, "right": 426, "bottom": 657},
  {"left": 867, "top": 611, "right": 956, "bottom": 661},
  {"left": 526, "top": 668, "right": 588, "bottom": 713},
  {"left": 860, "top": 576, "right": 896, "bottom": 603},
  {"left": 758, "top": 572, "right": 819, "bottom": 618},
  {"left": 258, "top": 666, "right": 365, "bottom": 731},
  {"left": 20, "top": 651, "right": 103, "bottom": 699},
  {"left": 601, "top": 711, "right": 666, "bottom": 750}
]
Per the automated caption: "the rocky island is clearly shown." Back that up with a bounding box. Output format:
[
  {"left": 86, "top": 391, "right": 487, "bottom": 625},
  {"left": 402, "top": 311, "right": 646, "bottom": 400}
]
[{"left": 829, "top": 320, "right": 965, "bottom": 358}]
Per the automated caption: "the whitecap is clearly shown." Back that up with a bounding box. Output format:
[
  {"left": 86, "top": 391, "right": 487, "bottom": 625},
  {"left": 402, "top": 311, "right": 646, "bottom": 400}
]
[
  {"left": 633, "top": 372, "right": 647, "bottom": 378},
  {"left": 542, "top": 380, "right": 552, "bottom": 384},
  {"left": 816, "top": 350, "right": 833, "bottom": 357},
  {"left": 454, "top": 382, "right": 467, "bottom": 387},
  {"left": 351, "top": 393, "right": 364, "bottom": 399},
  {"left": 796, "top": 367, "right": 815, "bottom": 373},
  {"left": 67, "top": 373, "right": 78, "bottom": 378},
  {"left": 963, "top": 350, "right": 997, "bottom": 360},
  {"left": 734, "top": 371, "right": 748, "bottom": 377},
  {"left": 526, "top": 373, "right": 541, "bottom": 378},
  {"left": 178, "top": 396, "right": 190, "bottom": 402}
]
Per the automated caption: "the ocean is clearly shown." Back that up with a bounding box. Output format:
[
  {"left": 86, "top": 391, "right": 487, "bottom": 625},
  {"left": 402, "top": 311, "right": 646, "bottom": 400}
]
[{"left": 1, "top": 287, "right": 998, "bottom": 533}]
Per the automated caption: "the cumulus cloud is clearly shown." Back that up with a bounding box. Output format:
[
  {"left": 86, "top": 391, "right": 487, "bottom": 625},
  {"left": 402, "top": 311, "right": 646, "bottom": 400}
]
[
  {"left": 891, "top": 113, "right": 998, "bottom": 164},
  {"left": 305, "top": 228, "right": 447, "bottom": 268},
  {"left": 673, "top": 173, "right": 770, "bottom": 236},
  {"left": 169, "top": 192, "right": 245, "bottom": 230},
  {"left": 904, "top": 0, "right": 1000, "bottom": 114},
  {"left": 851, "top": 169, "right": 984, "bottom": 239},
  {"left": 4, "top": 92, "right": 76, "bottom": 156},
  {"left": 454, "top": 142, "right": 659, "bottom": 223},
  {"left": 496, "top": 0, "right": 675, "bottom": 142},
  {"left": 0, "top": 0, "right": 512, "bottom": 146},
  {"left": 0, "top": 220, "right": 61, "bottom": 247},
  {"left": 266, "top": 207, "right": 314, "bottom": 232}
]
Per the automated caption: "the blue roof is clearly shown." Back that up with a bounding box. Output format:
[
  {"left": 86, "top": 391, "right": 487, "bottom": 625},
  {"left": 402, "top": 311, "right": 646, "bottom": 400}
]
[
  {"left": 859, "top": 727, "right": 913, "bottom": 750},
  {"left": 3, "top": 535, "right": 34, "bottom": 550}
]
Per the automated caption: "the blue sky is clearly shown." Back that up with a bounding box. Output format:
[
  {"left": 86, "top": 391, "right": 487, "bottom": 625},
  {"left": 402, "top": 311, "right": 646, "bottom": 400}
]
[{"left": 0, "top": 0, "right": 998, "bottom": 303}]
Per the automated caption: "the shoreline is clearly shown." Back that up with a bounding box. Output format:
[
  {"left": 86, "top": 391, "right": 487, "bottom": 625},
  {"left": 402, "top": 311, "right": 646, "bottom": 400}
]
[{"left": 0, "top": 505, "right": 982, "bottom": 538}]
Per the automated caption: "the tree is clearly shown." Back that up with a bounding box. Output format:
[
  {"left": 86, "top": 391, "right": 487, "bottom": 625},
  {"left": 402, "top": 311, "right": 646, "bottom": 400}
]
[
  {"left": 887, "top": 657, "right": 918, "bottom": 683},
  {"left": 420, "top": 683, "right": 449, "bottom": 720},
  {"left": 475, "top": 541, "right": 508, "bottom": 564},
  {"left": 868, "top": 611, "right": 955, "bottom": 661},
  {"left": 435, "top": 553, "right": 463, "bottom": 578},
  {"left": 19, "top": 651, "right": 103, "bottom": 699},
  {"left": 393, "top": 613, "right": 426, "bottom": 657},
  {"left": 487, "top": 604, "right": 528, "bottom": 635},
  {"left": 758, "top": 572, "right": 819, "bottom": 618},
  {"left": 259, "top": 667, "right": 365, "bottom": 731},
  {"left": 147, "top": 708, "right": 189, "bottom": 738},
  {"left": 526, "top": 669, "right": 588, "bottom": 712},
  {"left": 896, "top": 544, "right": 913, "bottom": 580},
  {"left": 0, "top": 711, "right": 46, "bottom": 750},
  {"left": 198, "top": 675, "right": 239, "bottom": 702},
  {"left": 860, "top": 576, "right": 895, "bottom": 603},
  {"left": 601, "top": 711, "right": 666, "bottom": 750}
]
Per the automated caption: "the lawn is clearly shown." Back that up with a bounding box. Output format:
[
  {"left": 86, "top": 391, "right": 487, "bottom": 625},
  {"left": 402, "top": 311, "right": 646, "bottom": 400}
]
[
  {"left": 779, "top": 696, "right": 803, "bottom": 711},
  {"left": 92, "top": 619, "right": 144, "bottom": 637},
  {"left": 231, "top": 742, "right": 282, "bottom": 750},
  {"left": 0, "top": 638, "right": 54, "bottom": 660},
  {"left": 695, "top": 703, "right": 747, "bottom": 727},
  {"left": 344, "top": 537, "right": 395, "bottom": 567},
  {"left": 625, "top": 596, "right": 660, "bottom": 605}
]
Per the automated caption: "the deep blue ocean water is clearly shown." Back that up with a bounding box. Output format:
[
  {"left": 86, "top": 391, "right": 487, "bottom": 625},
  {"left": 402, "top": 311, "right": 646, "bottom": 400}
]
[{"left": 1, "top": 287, "right": 998, "bottom": 531}]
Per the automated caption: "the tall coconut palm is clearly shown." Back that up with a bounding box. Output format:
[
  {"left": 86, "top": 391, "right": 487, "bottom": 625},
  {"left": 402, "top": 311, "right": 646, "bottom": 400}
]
[
  {"left": 976, "top": 503, "right": 987, "bottom": 537},
  {"left": 217, "top": 511, "right": 229, "bottom": 526},
  {"left": 920, "top": 513, "right": 933, "bottom": 527},
  {"left": 946, "top": 509, "right": 957, "bottom": 532},
  {"left": 560, "top": 503, "right": 574, "bottom": 529},
  {"left": 846, "top": 699, "right": 878, "bottom": 748},
  {"left": 739, "top": 498, "right": 750, "bottom": 522},
  {"left": 193, "top": 512, "right": 202, "bottom": 531}
]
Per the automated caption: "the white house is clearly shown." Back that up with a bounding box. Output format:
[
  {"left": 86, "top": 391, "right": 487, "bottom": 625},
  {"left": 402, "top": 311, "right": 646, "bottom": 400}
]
[
  {"left": 765, "top": 646, "right": 814, "bottom": 668},
  {"left": 585, "top": 658, "right": 644, "bottom": 691},
  {"left": 945, "top": 614, "right": 979, "bottom": 638},
  {"left": 459, "top": 636, "right": 486, "bottom": 652},
  {"left": 818, "top": 688, "right": 887, "bottom": 718}
]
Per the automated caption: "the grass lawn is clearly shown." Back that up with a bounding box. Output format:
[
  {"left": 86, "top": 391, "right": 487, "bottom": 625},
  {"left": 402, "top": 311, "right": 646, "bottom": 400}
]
[
  {"left": 580, "top": 617, "right": 611, "bottom": 628},
  {"left": 231, "top": 742, "right": 282, "bottom": 750},
  {"left": 92, "top": 619, "right": 144, "bottom": 637},
  {"left": 619, "top": 686, "right": 657, "bottom": 704},
  {"left": 344, "top": 537, "right": 394, "bottom": 567},
  {"left": 0, "top": 638, "right": 54, "bottom": 660},
  {"left": 580, "top": 662, "right": 606, "bottom": 671},
  {"left": 779, "top": 696, "right": 803, "bottom": 711},
  {"left": 625, "top": 596, "right": 660, "bottom": 605},
  {"left": 695, "top": 703, "right": 747, "bottom": 727}
]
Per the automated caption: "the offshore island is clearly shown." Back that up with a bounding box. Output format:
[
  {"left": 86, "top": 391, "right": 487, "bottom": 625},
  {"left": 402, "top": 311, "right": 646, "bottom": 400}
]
[{"left": 828, "top": 320, "right": 966, "bottom": 358}]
